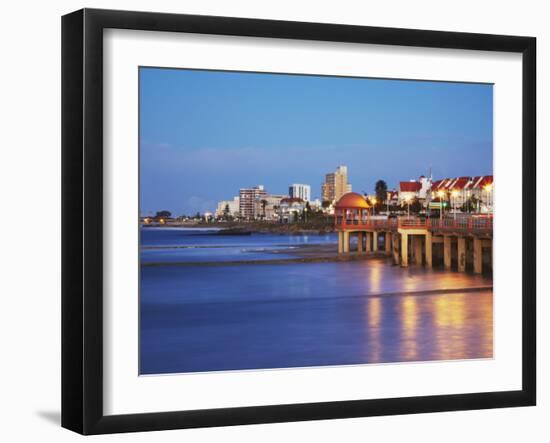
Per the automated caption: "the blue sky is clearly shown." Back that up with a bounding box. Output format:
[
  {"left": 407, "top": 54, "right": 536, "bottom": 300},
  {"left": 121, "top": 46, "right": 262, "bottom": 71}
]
[{"left": 139, "top": 67, "right": 492, "bottom": 216}]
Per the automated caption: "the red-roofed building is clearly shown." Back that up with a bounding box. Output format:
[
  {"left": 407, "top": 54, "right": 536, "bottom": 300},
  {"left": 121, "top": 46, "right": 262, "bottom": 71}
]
[
  {"left": 449, "top": 177, "right": 470, "bottom": 191},
  {"left": 387, "top": 173, "right": 494, "bottom": 214},
  {"left": 474, "top": 175, "right": 494, "bottom": 190},
  {"left": 428, "top": 175, "right": 493, "bottom": 213},
  {"left": 445, "top": 176, "right": 472, "bottom": 208},
  {"left": 472, "top": 175, "right": 493, "bottom": 213},
  {"left": 387, "top": 190, "right": 399, "bottom": 205},
  {"left": 399, "top": 181, "right": 422, "bottom": 193},
  {"left": 397, "top": 176, "right": 431, "bottom": 206}
]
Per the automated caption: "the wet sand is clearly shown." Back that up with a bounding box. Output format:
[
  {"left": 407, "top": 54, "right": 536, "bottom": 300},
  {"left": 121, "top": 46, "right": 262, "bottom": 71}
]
[{"left": 141, "top": 243, "right": 386, "bottom": 266}]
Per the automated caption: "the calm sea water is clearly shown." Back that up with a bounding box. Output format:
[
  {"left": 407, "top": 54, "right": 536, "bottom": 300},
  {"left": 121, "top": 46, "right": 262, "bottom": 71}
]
[
  {"left": 140, "top": 227, "right": 493, "bottom": 374},
  {"left": 140, "top": 227, "right": 336, "bottom": 263}
]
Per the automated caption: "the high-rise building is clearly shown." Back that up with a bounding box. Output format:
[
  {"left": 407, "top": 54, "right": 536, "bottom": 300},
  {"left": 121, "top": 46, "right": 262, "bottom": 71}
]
[
  {"left": 288, "top": 184, "right": 311, "bottom": 202},
  {"left": 321, "top": 166, "right": 351, "bottom": 203},
  {"left": 321, "top": 173, "right": 335, "bottom": 202},
  {"left": 239, "top": 185, "right": 267, "bottom": 220}
]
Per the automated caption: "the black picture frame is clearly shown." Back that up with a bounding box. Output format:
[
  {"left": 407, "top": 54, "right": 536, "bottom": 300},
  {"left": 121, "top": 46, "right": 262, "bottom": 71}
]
[{"left": 62, "top": 8, "right": 536, "bottom": 435}]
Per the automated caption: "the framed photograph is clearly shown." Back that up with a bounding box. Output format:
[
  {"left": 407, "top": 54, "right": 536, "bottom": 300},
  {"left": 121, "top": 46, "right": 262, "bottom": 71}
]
[{"left": 62, "top": 8, "right": 536, "bottom": 435}]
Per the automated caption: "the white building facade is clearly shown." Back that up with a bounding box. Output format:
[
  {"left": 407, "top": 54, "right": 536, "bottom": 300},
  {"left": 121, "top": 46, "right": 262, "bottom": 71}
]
[
  {"left": 430, "top": 175, "right": 493, "bottom": 213},
  {"left": 254, "top": 194, "right": 286, "bottom": 220},
  {"left": 397, "top": 175, "right": 432, "bottom": 205},
  {"left": 239, "top": 185, "right": 267, "bottom": 220},
  {"left": 215, "top": 196, "right": 240, "bottom": 219},
  {"left": 277, "top": 197, "right": 306, "bottom": 223},
  {"left": 288, "top": 183, "right": 311, "bottom": 202}
]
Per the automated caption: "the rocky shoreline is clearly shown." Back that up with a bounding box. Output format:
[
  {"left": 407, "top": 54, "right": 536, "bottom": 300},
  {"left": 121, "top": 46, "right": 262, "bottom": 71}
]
[{"left": 143, "top": 221, "right": 335, "bottom": 235}]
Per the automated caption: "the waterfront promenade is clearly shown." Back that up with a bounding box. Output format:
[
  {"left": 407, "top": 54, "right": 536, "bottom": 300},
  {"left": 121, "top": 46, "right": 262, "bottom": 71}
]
[{"left": 334, "top": 193, "right": 493, "bottom": 274}]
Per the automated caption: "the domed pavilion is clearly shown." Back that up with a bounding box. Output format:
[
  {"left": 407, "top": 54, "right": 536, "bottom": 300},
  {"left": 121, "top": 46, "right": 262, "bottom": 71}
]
[
  {"left": 334, "top": 191, "right": 394, "bottom": 255},
  {"left": 334, "top": 192, "right": 370, "bottom": 226}
]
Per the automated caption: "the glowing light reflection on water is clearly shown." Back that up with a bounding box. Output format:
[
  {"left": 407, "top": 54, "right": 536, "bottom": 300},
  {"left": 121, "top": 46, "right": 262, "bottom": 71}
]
[{"left": 140, "top": 230, "right": 493, "bottom": 375}]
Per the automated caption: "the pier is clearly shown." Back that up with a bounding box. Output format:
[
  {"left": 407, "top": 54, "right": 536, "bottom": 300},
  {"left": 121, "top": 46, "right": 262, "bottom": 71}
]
[{"left": 335, "top": 193, "right": 493, "bottom": 273}]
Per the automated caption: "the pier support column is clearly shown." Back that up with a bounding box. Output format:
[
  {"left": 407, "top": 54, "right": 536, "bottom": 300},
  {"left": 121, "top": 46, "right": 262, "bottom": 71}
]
[
  {"left": 392, "top": 233, "right": 400, "bottom": 265},
  {"left": 443, "top": 235, "right": 452, "bottom": 270},
  {"left": 473, "top": 237, "right": 483, "bottom": 274},
  {"left": 457, "top": 237, "right": 466, "bottom": 272},
  {"left": 338, "top": 231, "right": 344, "bottom": 254},
  {"left": 425, "top": 231, "right": 433, "bottom": 268},
  {"left": 413, "top": 236, "right": 423, "bottom": 266},
  {"left": 357, "top": 232, "right": 364, "bottom": 253},
  {"left": 372, "top": 232, "right": 378, "bottom": 252},
  {"left": 343, "top": 231, "right": 350, "bottom": 253},
  {"left": 482, "top": 239, "right": 493, "bottom": 274},
  {"left": 365, "top": 232, "right": 372, "bottom": 253},
  {"left": 401, "top": 233, "right": 409, "bottom": 267},
  {"left": 385, "top": 232, "right": 392, "bottom": 255}
]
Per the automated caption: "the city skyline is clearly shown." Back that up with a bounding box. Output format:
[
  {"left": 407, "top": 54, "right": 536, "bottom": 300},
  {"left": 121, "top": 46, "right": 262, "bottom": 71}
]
[{"left": 140, "top": 68, "right": 493, "bottom": 215}]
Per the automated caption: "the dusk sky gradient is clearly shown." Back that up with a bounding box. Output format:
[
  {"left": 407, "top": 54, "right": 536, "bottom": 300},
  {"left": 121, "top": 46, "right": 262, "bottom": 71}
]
[{"left": 139, "top": 67, "right": 493, "bottom": 216}]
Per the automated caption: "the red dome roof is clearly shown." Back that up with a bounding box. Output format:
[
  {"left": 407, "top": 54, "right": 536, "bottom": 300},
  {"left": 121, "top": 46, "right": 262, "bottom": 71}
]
[{"left": 335, "top": 192, "right": 370, "bottom": 209}]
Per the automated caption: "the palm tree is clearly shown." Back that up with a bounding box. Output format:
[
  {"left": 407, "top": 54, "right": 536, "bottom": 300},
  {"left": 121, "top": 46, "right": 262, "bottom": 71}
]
[
  {"left": 375, "top": 180, "right": 388, "bottom": 212},
  {"left": 260, "top": 199, "right": 268, "bottom": 220}
]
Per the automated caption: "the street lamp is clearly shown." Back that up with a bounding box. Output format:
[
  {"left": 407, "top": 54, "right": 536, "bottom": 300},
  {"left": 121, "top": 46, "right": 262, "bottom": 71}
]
[
  {"left": 371, "top": 198, "right": 377, "bottom": 217},
  {"left": 451, "top": 189, "right": 459, "bottom": 220},
  {"left": 437, "top": 190, "right": 445, "bottom": 221},
  {"left": 484, "top": 183, "right": 493, "bottom": 213},
  {"left": 405, "top": 196, "right": 411, "bottom": 217}
]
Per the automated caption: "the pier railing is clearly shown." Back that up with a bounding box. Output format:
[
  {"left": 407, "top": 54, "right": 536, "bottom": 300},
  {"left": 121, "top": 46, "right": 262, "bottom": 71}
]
[
  {"left": 341, "top": 218, "right": 399, "bottom": 231},
  {"left": 427, "top": 217, "right": 493, "bottom": 234},
  {"left": 336, "top": 216, "right": 492, "bottom": 235},
  {"left": 399, "top": 218, "right": 427, "bottom": 229}
]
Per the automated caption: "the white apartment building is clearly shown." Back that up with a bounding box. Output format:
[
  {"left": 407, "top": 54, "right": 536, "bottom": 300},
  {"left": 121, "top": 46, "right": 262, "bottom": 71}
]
[
  {"left": 215, "top": 196, "right": 240, "bottom": 218},
  {"left": 288, "top": 183, "right": 311, "bottom": 202},
  {"left": 239, "top": 185, "right": 267, "bottom": 220}
]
